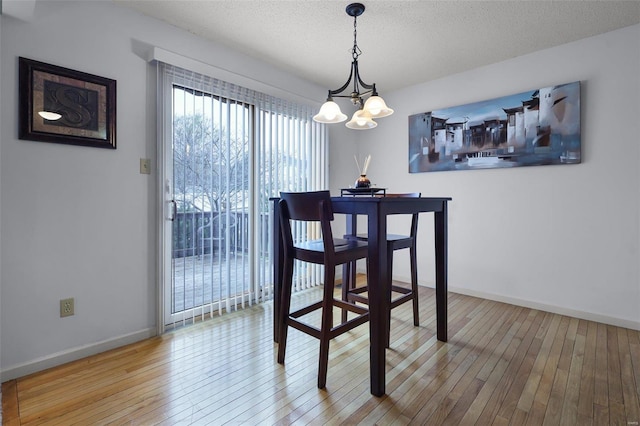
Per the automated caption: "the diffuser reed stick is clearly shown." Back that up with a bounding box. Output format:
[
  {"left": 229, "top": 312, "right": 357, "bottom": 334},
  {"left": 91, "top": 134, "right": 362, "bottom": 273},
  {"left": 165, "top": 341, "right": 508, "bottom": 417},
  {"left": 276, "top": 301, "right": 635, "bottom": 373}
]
[
  {"left": 362, "top": 154, "right": 371, "bottom": 175},
  {"left": 354, "top": 154, "right": 372, "bottom": 175}
]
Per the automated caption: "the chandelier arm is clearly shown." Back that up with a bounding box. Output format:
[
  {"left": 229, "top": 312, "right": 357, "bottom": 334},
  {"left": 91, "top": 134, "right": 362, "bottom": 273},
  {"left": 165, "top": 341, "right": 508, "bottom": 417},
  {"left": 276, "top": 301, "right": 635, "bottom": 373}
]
[
  {"left": 327, "top": 61, "right": 357, "bottom": 97},
  {"left": 327, "top": 60, "right": 375, "bottom": 100},
  {"left": 353, "top": 60, "right": 374, "bottom": 91}
]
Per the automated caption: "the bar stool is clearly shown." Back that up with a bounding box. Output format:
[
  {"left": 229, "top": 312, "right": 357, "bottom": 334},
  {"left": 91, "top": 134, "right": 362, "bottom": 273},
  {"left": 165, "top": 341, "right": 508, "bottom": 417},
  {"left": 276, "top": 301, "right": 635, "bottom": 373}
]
[
  {"left": 342, "top": 193, "right": 421, "bottom": 345},
  {"left": 277, "top": 190, "right": 370, "bottom": 389}
]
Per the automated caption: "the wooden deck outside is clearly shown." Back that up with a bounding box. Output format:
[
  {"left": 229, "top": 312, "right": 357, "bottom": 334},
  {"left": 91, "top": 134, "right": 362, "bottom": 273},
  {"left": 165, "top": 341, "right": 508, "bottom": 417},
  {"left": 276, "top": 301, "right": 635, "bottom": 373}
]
[{"left": 171, "top": 252, "right": 252, "bottom": 313}]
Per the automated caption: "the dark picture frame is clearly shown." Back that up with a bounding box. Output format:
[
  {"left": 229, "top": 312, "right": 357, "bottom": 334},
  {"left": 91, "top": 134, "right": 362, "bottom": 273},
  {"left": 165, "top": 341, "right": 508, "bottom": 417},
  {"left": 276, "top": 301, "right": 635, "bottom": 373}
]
[{"left": 19, "top": 57, "right": 116, "bottom": 149}]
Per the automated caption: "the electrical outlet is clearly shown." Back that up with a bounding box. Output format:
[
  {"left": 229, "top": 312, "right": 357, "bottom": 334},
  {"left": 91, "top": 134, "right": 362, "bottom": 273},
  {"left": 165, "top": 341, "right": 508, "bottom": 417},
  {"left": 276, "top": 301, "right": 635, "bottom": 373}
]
[{"left": 60, "top": 298, "right": 74, "bottom": 317}]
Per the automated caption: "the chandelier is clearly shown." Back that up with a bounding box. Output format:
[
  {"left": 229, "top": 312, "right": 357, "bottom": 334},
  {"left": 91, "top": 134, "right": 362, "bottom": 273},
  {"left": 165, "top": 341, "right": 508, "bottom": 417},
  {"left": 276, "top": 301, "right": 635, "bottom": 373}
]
[{"left": 313, "top": 3, "right": 393, "bottom": 130}]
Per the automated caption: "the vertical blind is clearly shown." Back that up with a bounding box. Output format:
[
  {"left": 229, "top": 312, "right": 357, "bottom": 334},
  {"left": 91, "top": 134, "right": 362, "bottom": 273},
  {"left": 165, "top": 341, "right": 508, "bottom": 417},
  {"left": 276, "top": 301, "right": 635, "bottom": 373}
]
[{"left": 159, "top": 62, "right": 328, "bottom": 327}]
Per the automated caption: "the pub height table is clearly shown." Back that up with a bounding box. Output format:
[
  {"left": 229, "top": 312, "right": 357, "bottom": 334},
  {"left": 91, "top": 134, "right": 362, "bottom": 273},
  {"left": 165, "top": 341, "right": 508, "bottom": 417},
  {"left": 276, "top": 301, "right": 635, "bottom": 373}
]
[{"left": 271, "top": 193, "right": 451, "bottom": 396}]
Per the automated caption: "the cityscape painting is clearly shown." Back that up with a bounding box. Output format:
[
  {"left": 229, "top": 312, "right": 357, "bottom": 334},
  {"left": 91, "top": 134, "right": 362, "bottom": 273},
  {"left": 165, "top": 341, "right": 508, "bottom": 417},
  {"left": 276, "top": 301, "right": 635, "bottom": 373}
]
[{"left": 408, "top": 81, "right": 581, "bottom": 173}]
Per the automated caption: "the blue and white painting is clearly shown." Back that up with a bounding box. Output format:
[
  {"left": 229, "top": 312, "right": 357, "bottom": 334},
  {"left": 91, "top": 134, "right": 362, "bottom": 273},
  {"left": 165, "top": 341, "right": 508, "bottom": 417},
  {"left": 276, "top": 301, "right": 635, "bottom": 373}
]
[{"left": 408, "top": 81, "right": 581, "bottom": 173}]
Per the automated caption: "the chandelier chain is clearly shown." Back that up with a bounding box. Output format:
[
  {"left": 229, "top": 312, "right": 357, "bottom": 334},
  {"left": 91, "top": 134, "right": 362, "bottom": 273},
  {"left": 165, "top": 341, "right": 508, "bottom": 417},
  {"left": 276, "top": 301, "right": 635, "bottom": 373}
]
[
  {"left": 352, "top": 14, "right": 362, "bottom": 60},
  {"left": 352, "top": 14, "right": 362, "bottom": 97}
]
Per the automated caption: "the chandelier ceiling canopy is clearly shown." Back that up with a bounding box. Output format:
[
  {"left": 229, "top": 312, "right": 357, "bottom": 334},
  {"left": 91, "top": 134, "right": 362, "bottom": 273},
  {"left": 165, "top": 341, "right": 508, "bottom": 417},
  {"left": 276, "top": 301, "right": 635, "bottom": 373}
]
[{"left": 313, "top": 3, "right": 393, "bottom": 130}]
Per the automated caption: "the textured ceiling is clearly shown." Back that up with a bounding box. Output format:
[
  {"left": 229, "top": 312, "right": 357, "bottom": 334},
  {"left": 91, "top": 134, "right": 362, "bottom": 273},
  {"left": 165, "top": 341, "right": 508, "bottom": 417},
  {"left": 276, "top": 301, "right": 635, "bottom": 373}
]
[{"left": 114, "top": 0, "right": 640, "bottom": 93}]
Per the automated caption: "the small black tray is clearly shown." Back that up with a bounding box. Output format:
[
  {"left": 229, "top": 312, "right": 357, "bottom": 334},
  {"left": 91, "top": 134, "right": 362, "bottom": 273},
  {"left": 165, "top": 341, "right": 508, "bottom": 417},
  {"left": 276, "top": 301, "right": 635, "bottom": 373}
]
[{"left": 340, "top": 187, "right": 386, "bottom": 196}]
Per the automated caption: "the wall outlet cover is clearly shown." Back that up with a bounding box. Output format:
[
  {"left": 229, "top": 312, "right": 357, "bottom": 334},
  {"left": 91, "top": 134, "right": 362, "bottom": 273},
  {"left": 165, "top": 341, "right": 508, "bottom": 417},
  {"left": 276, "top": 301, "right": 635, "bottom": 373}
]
[{"left": 60, "top": 298, "right": 74, "bottom": 317}]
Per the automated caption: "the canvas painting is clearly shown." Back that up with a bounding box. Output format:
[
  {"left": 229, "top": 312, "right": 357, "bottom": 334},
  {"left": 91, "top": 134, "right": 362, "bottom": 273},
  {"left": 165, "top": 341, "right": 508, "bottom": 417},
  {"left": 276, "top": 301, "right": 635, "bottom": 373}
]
[{"left": 408, "top": 81, "right": 581, "bottom": 173}]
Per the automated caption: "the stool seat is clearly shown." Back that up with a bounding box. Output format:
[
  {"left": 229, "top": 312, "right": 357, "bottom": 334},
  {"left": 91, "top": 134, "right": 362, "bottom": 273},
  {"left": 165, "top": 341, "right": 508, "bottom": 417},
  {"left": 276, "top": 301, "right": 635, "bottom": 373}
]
[{"left": 356, "top": 233, "right": 413, "bottom": 246}]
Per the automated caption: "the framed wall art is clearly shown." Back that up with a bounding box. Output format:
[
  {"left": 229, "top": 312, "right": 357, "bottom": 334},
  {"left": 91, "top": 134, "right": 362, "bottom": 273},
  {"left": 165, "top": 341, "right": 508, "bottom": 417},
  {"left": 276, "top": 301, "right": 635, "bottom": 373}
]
[
  {"left": 19, "top": 57, "right": 116, "bottom": 149},
  {"left": 408, "top": 81, "right": 580, "bottom": 173}
]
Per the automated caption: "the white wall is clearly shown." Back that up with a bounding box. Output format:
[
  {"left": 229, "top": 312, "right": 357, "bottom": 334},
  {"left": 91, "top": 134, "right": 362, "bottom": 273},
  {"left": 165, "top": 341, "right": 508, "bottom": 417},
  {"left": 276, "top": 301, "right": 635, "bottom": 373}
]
[
  {"left": 353, "top": 24, "right": 640, "bottom": 330},
  {"left": 0, "top": 0, "right": 324, "bottom": 380}
]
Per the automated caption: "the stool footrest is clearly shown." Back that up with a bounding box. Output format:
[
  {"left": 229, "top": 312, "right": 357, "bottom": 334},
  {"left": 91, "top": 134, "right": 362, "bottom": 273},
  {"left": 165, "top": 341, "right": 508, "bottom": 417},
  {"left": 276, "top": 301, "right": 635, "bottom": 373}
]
[{"left": 286, "top": 299, "right": 369, "bottom": 341}]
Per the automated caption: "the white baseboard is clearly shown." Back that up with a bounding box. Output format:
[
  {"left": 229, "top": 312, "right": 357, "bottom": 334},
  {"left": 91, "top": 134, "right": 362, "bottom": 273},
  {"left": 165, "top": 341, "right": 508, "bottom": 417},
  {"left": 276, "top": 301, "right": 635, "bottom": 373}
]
[
  {"left": 1, "top": 328, "right": 156, "bottom": 382},
  {"left": 380, "top": 269, "right": 640, "bottom": 331},
  {"left": 447, "top": 285, "right": 640, "bottom": 331}
]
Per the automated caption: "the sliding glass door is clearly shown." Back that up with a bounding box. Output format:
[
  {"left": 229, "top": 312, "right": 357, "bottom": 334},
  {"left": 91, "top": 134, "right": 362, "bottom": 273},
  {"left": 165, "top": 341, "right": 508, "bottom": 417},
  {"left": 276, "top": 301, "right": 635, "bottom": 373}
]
[
  {"left": 158, "top": 62, "right": 328, "bottom": 330},
  {"left": 164, "top": 85, "right": 253, "bottom": 326}
]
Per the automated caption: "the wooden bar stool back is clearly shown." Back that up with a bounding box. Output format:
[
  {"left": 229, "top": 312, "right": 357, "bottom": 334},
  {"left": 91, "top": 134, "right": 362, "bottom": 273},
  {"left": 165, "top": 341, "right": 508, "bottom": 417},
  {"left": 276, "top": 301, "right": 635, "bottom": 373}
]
[{"left": 277, "top": 190, "right": 370, "bottom": 389}]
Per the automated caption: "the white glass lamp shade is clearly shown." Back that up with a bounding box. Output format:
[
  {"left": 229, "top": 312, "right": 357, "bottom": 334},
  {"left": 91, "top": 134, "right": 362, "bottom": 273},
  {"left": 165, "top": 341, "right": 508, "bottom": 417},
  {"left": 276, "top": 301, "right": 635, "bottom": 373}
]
[
  {"left": 363, "top": 95, "right": 394, "bottom": 119},
  {"left": 313, "top": 100, "right": 347, "bottom": 123},
  {"left": 345, "top": 109, "right": 377, "bottom": 130}
]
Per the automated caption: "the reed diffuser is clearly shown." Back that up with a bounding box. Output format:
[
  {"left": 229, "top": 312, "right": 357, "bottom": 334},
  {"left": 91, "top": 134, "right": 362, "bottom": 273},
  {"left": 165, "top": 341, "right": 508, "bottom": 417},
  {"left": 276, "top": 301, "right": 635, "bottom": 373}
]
[{"left": 354, "top": 154, "right": 372, "bottom": 188}]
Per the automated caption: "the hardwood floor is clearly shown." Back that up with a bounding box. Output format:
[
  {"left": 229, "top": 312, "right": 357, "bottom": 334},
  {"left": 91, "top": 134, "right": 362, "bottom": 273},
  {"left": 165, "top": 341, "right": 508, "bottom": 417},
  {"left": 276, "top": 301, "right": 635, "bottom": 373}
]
[{"left": 3, "top": 283, "right": 639, "bottom": 425}]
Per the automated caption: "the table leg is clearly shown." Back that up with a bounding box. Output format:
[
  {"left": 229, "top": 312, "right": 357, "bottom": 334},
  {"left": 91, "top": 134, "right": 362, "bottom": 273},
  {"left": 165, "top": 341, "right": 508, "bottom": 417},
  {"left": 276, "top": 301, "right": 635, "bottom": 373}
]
[
  {"left": 434, "top": 202, "right": 448, "bottom": 342},
  {"left": 368, "top": 205, "right": 387, "bottom": 397}
]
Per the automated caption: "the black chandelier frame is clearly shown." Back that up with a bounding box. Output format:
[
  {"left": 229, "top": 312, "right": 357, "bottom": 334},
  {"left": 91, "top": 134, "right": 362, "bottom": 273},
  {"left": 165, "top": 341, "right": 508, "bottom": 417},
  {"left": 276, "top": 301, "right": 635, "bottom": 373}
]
[{"left": 324, "top": 3, "right": 379, "bottom": 108}]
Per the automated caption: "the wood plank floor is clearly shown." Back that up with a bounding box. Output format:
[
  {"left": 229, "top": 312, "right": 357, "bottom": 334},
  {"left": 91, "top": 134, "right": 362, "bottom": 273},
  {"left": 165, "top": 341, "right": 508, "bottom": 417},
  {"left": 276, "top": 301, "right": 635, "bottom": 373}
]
[{"left": 3, "top": 283, "right": 639, "bottom": 425}]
